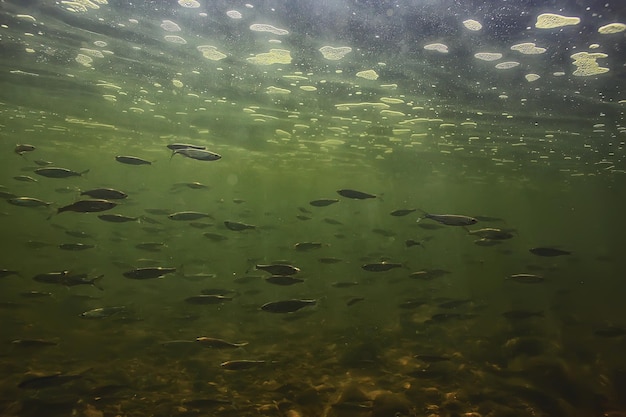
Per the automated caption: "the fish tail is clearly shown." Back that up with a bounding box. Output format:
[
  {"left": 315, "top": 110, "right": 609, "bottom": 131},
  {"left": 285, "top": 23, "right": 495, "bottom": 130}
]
[
  {"left": 80, "top": 169, "right": 90, "bottom": 176},
  {"left": 91, "top": 275, "right": 105, "bottom": 291}
]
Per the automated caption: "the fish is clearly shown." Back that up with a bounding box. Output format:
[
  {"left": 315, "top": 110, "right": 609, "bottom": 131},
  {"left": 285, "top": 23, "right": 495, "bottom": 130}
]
[
  {"left": 309, "top": 198, "right": 339, "bottom": 207},
  {"left": 420, "top": 211, "right": 478, "bottom": 226},
  {"left": 34, "top": 167, "right": 88, "bottom": 178},
  {"left": 167, "top": 143, "right": 206, "bottom": 151},
  {"left": 347, "top": 297, "right": 365, "bottom": 306},
  {"left": 324, "top": 218, "right": 343, "bottom": 225},
  {"left": 224, "top": 220, "right": 255, "bottom": 231},
  {"left": 265, "top": 276, "right": 304, "bottom": 285},
  {"left": 172, "top": 148, "right": 221, "bottom": 161},
  {"left": 185, "top": 295, "right": 232, "bottom": 304},
  {"left": 529, "top": 247, "right": 572, "bottom": 257},
  {"left": 473, "top": 238, "right": 503, "bottom": 246},
  {"left": 361, "top": 262, "right": 402, "bottom": 272},
  {"left": 296, "top": 215, "right": 312, "bottom": 221},
  {"left": 189, "top": 221, "right": 212, "bottom": 228},
  {"left": 34, "top": 159, "right": 53, "bottom": 166},
  {"left": 115, "top": 155, "right": 152, "bottom": 165},
  {"left": 98, "top": 214, "right": 138, "bottom": 223},
  {"left": 409, "top": 269, "right": 451, "bottom": 280},
  {"left": 11, "top": 339, "right": 58, "bottom": 347},
  {"left": 294, "top": 242, "right": 323, "bottom": 251},
  {"left": 13, "top": 175, "right": 38, "bottom": 182},
  {"left": 33, "top": 271, "right": 104, "bottom": 290},
  {"left": 135, "top": 242, "right": 166, "bottom": 251},
  {"left": 59, "top": 243, "right": 95, "bottom": 251},
  {"left": 331, "top": 281, "right": 359, "bottom": 288},
  {"left": 80, "top": 306, "right": 127, "bottom": 319},
  {"left": 196, "top": 337, "right": 248, "bottom": 348},
  {"left": 80, "top": 188, "right": 128, "bottom": 200},
  {"left": 0, "top": 269, "right": 20, "bottom": 278},
  {"left": 507, "top": 273, "right": 545, "bottom": 284},
  {"left": 203, "top": 232, "right": 228, "bottom": 241},
  {"left": 7, "top": 197, "right": 52, "bottom": 207},
  {"left": 503, "top": 310, "right": 544, "bottom": 320},
  {"left": 261, "top": 299, "right": 316, "bottom": 313},
  {"left": 172, "top": 181, "right": 208, "bottom": 190},
  {"left": 390, "top": 209, "right": 417, "bottom": 216},
  {"left": 220, "top": 360, "right": 267, "bottom": 370},
  {"left": 201, "top": 288, "right": 234, "bottom": 295},
  {"left": 57, "top": 199, "right": 117, "bottom": 214},
  {"left": 255, "top": 264, "right": 300, "bottom": 276},
  {"left": 19, "top": 291, "right": 52, "bottom": 298},
  {"left": 123, "top": 267, "right": 176, "bottom": 279},
  {"left": 405, "top": 239, "right": 422, "bottom": 248},
  {"left": 0, "top": 190, "right": 18, "bottom": 199},
  {"left": 15, "top": 144, "right": 36, "bottom": 155},
  {"left": 337, "top": 189, "right": 376, "bottom": 199},
  {"left": 65, "top": 230, "right": 92, "bottom": 238},
  {"left": 18, "top": 372, "right": 84, "bottom": 389},
  {"left": 168, "top": 211, "right": 211, "bottom": 221},
  {"left": 466, "top": 228, "right": 514, "bottom": 240},
  {"left": 182, "top": 398, "right": 232, "bottom": 407}
]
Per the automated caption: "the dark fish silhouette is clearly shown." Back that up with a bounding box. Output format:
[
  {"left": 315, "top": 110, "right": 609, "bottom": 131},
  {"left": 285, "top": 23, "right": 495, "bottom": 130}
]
[
  {"left": 59, "top": 243, "right": 95, "bottom": 251},
  {"left": 169, "top": 211, "right": 211, "bottom": 221},
  {"left": 196, "top": 337, "right": 248, "bottom": 348},
  {"left": 80, "top": 188, "right": 127, "bottom": 199},
  {"left": 337, "top": 189, "right": 376, "bottom": 199},
  {"left": 35, "top": 167, "right": 88, "bottom": 178},
  {"left": 507, "top": 273, "right": 544, "bottom": 284},
  {"left": 256, "top": 264, "right": 300, "bottom": 276},
  {"left": 390, "top": 209, "right": 417, "bottom": 216},
  {"left": 185, "top": 295, "right": 232, "bottom": 304},
  {"left": 361, "top": 262, "right": 402, "bottom": 272},
  {"left": 18, "top": 372, "right": 84, "bottom": 389},
  {"left": 173, "top": 148, "right": 221, "bottom": 161},
  {"left": 420, "top": 212, "right": 477, "bottom": 226},
  {"left": 123, "top": 267, "right": 176, "bottom": 279},
  {"left": 115, "top": 155, "right": 151, "bottom": 165},
  {"left": 15, "top": 144, "right": 35, "bottom": 155},
  {"left": 265, "top": 276, "right": 304, "bottom": 285},
  {"left": 309, "top": 198, "right": 339, "bottom": 207},
  {"left": 529, "top": 247, "right": 571, "bottom": 257},
  {"left": 98, "top": 214, "right": 138, "bottom": 223},
  {"left": 261, "top": 299, "right": 316, "bottom": 313},
  {"left": 57, "top": 199, "right": 116, "bottom": 214},
  {"left": 224, "top": 220, "right": 255, "bottom": 231}
]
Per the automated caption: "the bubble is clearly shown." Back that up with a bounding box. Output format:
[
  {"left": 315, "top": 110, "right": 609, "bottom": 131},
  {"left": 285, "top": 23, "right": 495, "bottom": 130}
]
[
  {"left": 164, "top": 35, "right": 187, "bottom": 44},
  {"left": 356, "top": 69, "right": 379, "bottom": 80},
  {"left": 178, "top": 0, "right": 200, "bottom": 8},
  {"left": 510, "top": 42, "right": 546, "bottom": 55},
  {"left": 250, "top": 24, "right": 289, "bottom": 35},
  {"left": 462, "top": 19, "right": 482, "bottom": 31},
  {"left": 598, "top": 23, "right": 626, "bottom": 34},
  {"left": 319, "top": 46, "right": 352, "bottom": 61},
  {"left": 535, "top": 13, "right": 580, "bottom": 29},
  {"left": 474, "top": 52, "right": 502, "bottom": 61},
  {"left": 495, "top": 61, "right": 520, "bottom": 69},
  {"left": 424, "top": 43, "right": 448, "bottom": 53},
  {"left": 247, "top": 49, "right": 291, "bottom": 65},
  {"left": 161, "top": 20, "right": 181, "bottom": 32},
  {"left": 226, "top": 10, "right": 242, "bottom": 19},
  {"left": 197, "top": 45, "right": 227, "bottom": 61},
  {"left": 525, "top": 73, "right": 540, "bottom": 82}
]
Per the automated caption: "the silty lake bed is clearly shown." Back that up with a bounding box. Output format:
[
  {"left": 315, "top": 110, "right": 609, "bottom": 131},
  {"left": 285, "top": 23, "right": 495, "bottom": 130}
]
[{"left": 1, "top": 0, "right": 626, "bottom": 416}]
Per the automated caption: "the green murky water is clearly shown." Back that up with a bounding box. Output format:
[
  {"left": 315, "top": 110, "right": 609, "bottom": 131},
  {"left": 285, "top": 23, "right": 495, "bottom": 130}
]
[{"left": 1, "top": 1, "right": 626, "bottom": 416}]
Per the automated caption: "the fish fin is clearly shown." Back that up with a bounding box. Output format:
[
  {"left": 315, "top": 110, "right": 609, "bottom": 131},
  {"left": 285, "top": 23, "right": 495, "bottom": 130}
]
[
  {"left": 80, "top": 169, "right": 90, "bottom": 176},
  {"left": 91, "top": 275, "right": 105, "bottom": 291}
]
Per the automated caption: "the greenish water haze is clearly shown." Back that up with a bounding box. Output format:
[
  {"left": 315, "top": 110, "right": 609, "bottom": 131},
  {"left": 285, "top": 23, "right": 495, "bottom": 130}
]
[{"left": 1, "top": 0, "right": 626, "bottom": 416}]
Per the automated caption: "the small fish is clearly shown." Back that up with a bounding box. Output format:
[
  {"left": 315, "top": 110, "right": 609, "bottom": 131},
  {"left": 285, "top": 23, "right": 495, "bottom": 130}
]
[
  {"left": 173, "top": 148, "right": 221, "bottom": 161},
  {"left": 98, "top": 214, "right": 138, "bottom": 223},
  {"left": 135, "top": 242, "right": 166, "bottom": 251},
  {"left": 203, "top": 232, "right": 228, "bottom": 241},
  {"left": 337, "top": 189, "right": 376, "bottom": 200},
  {"left": 18, "top": 372, "right": 84, "bottom": 389},
  {"left": 529, "top": 247, "right": 571, "bottom": 257},
  {"left": 57, "top": 199, "right": 117, "bottom": 214},
  {"left": 33, "top": 271, "right": 104, "bottom": 290},
  {"left": 201, "top": 288, "right": 234, "bottom": 295},
  {"left": 65, "top": 230, "right": 92, "bottom": 238},
  {"left": 309, "top": 198, "right": 339, "bottom": 207},
  {"left": 169, "top": 211, "right": 211, "bottom": 221},
  {"left": 185, "top": 295, "right": 232, "bottom": 304},
  {"left": 80, "top": 188, "right": 127, "bottom": 200},
  {"left": 261, "top": 299, "right": 316, "bottom": 313},
  {"left": 414, "top": 354, "right": 451, "bottom": 363},
  {"left": 0, "top": 190, "right": 18, "bottom": 199},
  {"left": 220, "top": 359, "right": 266, "bottom": 370},
  {"left": 346, "top": 297, "right": 365, "bottom": 306},
  {"left": 196, "top": 337, "right": 248, "bottom": 349},
  {"left": 361, "top": 262, "right": 402, "bottom": 272},
  {"left": 13, "top": 175, "right": 38, "bottom": 182},
  {"left": 19, "top": 291, "right": 52, "bottom": 298},
  {"left": 296, "top": 215, "right": 312, "bottom": 221},
  {"left": 0, "top": 269, "right": 20, "bottom": 278},
  {"left": 7, "top": 197, "right": 51, "bottom": 207},
  {"left": 34, "top": 159, "right": 53, "bottom": 166},
  {"left": 438, "top": 299, "right": 471, "bottom": 309},
  {"left": 115, "top": 155, "right": 151, "bottom": 165},
  {"left": 594, "top": 326, "right": 626, "bottom": 338},
  {"left": 123, "top": 267, "right": 176, "bottom": 279},
  {"left": 409, "top": 269, "right": 450, "bottom": 280},
  {"left": 390, "top": 209, "right": 417, "bottom": 216},
  {"left": 265, "top": 276, "right": 304, "bottom": 285},
  {"left": 294, "top": 242, "right": 323, "bottom": 251},
  {"left": 256, "top": 264, "right": 300, "bottom": 276},
  {"left": 324, "top": 218, "right": 343, "bottom": 225},
  {"left": 224, "top": 220, "right": 255, "bottom": 231},
  {"left": 59, "top": 243, "right": 95, "bottom": 251},
  {"left": 331, "top": 281, "right": 359, "bottom": 288},
  {"left": 11, "top": 339, "right": 57, "bottom": 347},
  {"left": 172, "top": 181, "right": 208, "bottom": 189},
  {"left": 473, "top": 238, "right": 502, "bottom": 247},
  {"left": 405, "top": 239, "right": 422, "bottom": 248},
  {"left": 34, "top": 167, "right": 88, "bottom": 178},
  {"left": 467, "top": 227, "right": 514, "bottom": 240},
  {"left": 15, "top": 144, "right": 36, "bottom": 155},
  {"left": 503, "top": 310, "right": 544, "bottom": 320},
  {"left": 420, "top": 212, "right": 478, "bottom": 226},
  {"left": 80, "top": 306, "right": 127, "bottom": 319},
  {"left": 167, "top": 143, "right": 207, "bottom": 151},
  {"left": 507, "top": 273, "right": 545, "bottom": 284}
]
